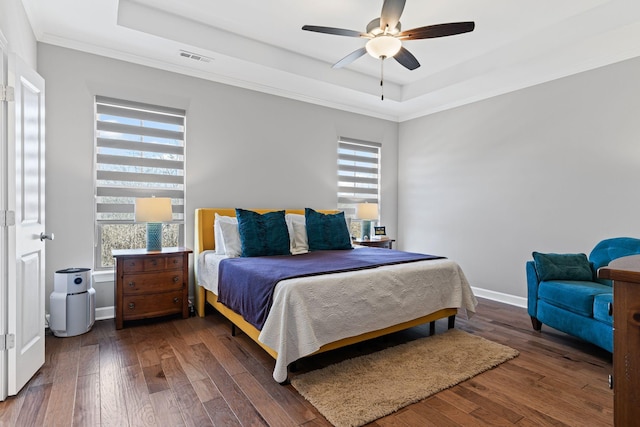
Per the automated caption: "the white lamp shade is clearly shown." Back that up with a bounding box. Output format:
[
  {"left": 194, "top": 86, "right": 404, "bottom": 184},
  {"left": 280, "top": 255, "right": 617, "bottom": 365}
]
[
  {"left": 366, "top": 36, "right": 402, "bottom": 59},
  {"left": 355, "top": 203, "right": 379, "bottom": 220},
  {"left": 135, "top": 197, "right": 173, "bottom": 223}
]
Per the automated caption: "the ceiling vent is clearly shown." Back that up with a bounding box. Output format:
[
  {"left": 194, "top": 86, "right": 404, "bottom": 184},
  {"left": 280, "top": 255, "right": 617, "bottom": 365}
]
[{"left": 179, "top": 50, "right": 212, "bottom": 63}]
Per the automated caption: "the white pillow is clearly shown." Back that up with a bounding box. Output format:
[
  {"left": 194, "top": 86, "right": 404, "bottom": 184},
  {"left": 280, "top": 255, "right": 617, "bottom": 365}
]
[
  {"left": 214, "top": 213, "right": 239, "bottom": 255},
  {"left": 219, "top": 220, "right": 242, "bottom": 258},
  {"left": 291, "top": 221, "right": 309, "bottom": 254},
  {"left": 285, "top": 213, "right": 308, "bottom": 255}
]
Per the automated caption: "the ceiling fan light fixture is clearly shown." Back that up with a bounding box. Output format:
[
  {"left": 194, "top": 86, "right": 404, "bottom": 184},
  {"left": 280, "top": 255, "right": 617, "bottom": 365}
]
[{"left": 365, "top": 35, "right": 401, "bottom": 59}]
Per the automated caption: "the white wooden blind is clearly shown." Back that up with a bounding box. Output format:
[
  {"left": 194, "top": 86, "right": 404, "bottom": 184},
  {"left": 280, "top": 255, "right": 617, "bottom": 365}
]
[{"left": 337, "top": 137, "right": 381, "bottom": 217}]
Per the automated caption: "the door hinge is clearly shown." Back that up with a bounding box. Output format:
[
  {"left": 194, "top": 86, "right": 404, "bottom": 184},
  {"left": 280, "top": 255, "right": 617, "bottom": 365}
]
[
  {"left": 0, "top": 334, "right": 15, "bottom": 351},
  {"left": 0, "top": 84, "right": 15, "bottom": 102},
  {"left": 0, "top": 210, "right": 16, "bottom": 227}
]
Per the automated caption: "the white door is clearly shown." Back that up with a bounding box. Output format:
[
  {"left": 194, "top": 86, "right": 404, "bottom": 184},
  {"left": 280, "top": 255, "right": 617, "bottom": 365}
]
[
  {"left": 6, "top": 53, "right": 46, "bottom": 397},
  {"left": 0, "top": 35, "right": 8, "bottom": 402}
]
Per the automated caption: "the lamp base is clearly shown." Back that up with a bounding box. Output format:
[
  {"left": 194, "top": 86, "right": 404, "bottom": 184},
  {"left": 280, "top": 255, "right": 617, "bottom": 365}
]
[
  {"left": 361, "top": 220, "right": 371, "bottom": 240},
  {"left": 146, "top": 223, "right": 163, "bottom": 251}
]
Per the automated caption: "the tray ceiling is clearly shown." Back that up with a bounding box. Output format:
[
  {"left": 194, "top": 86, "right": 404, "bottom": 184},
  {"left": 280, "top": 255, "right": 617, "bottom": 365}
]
[{"left": 20, "top": 0, "right": 640, "bottom": 121}]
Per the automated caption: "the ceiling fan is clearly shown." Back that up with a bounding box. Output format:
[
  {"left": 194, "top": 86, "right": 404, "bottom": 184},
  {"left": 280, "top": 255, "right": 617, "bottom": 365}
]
[{"left": 302, "top": 0, "right": 475, "bottom": 98}]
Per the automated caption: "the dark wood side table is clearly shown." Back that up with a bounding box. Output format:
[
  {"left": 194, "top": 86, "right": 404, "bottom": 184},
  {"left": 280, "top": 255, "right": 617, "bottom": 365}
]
[
  {"left": 598, "top": 254, "right": 640, "bottom": 426},
  {"left": 112, "top": 247, "right": 192, "bottom": 329},
  {"left": 353, "top": 238, "right": 396, "bottom": 249}
]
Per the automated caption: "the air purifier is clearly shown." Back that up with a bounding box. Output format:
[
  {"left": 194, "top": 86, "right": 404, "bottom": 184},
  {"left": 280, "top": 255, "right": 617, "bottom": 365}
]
[{"left": 49, "top": 267, "right": 96, "bottom": 337}]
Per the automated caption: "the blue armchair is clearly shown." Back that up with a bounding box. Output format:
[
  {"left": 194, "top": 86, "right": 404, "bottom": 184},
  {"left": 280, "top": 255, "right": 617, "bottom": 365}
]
[{"left": 527, "top": 237, "right": 640, "bottom": 352}]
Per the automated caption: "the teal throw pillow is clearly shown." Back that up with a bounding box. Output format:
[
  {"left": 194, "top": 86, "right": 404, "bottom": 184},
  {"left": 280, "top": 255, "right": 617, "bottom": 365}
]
[
  {"left": 532, "top": 252, "right": 593, "bottom": 281},
  {"left": 305, "top": 208, "right": 352, "bottom": 251},
  {"left": 235, "top": 209, "right": 291, "bottom": 257}
]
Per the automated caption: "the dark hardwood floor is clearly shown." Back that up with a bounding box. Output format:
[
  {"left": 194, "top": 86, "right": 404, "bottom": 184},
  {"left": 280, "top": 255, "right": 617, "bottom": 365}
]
[{"left": 0, "top": 298, "right": 613, "bottom": 426}]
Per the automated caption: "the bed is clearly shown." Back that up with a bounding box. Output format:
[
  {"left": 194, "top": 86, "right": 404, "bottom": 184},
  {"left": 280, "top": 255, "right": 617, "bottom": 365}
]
[{"left": 194, "top": 208, "right": 477, "bottom": 382}]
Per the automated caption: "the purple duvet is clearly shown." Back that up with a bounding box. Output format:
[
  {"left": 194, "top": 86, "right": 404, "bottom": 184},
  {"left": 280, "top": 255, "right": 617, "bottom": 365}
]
[{"left": 217, "top": 247, "right": 443, "bottom": 330}]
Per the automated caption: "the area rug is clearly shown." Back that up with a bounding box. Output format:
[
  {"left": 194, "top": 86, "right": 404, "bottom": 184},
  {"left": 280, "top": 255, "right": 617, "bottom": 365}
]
[{"left": 291, "top": 329, "right": 519, "bottom": 427}]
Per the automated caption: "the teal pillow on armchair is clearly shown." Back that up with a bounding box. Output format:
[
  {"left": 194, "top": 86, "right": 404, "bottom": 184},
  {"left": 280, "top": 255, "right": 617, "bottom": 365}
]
[{"left": 532, "top": 252, "right": 593, "bottom": 281}]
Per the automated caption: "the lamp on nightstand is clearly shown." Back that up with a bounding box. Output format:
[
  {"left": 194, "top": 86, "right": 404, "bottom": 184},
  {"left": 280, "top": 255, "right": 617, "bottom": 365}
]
[
  {"left": 135, "top": 197, "right": 173, "bottom": 251},
  {"left": 355, "top": 202, "right": 378, "bottom": 240}
]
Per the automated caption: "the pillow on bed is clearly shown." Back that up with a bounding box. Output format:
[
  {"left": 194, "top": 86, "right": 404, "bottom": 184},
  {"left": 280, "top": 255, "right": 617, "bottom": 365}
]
[
  {"left": 305, "top": 208, "right": 352, "bottom": 251},
  {"left": 285, "top": 213, "right": 309, "bottom": 255},
  {"left": 214, "top": 213, "right": 240, "bottom": 256},
  {"left": 236, "top": 209, "right": 291, "bottom": 257},
  {"left": 219, "top": 219, "right": 242, "bottom": 258}
]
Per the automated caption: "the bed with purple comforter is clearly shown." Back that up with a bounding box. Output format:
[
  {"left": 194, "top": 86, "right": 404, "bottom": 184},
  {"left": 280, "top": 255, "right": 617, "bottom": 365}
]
[{"left": 194, "top": 208, "right": 478, "bottom": 382}]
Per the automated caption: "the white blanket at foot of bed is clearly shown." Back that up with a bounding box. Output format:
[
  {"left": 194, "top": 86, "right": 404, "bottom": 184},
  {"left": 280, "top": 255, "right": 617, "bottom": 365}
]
[{"left": 257, "top": 258, "right": 477, "bottom": 382}]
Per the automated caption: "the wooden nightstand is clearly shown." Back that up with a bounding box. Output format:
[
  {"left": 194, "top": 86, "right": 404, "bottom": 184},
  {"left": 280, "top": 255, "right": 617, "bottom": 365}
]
[
  {"left": 353, "top": 238, "right": 396, "bottom": 249},
  {"left": 112, "top": 247, "right": 192, "bottom": 329}
]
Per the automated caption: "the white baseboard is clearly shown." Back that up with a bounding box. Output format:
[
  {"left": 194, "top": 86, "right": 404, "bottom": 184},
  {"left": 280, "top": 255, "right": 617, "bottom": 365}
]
[
  {"left": 96, "top": 306, "right": 115, "bottom": 321},
  {"left": 472, "top": 286, "right": 527, "bottom": 308},
  {"left": 46, "top": 306, "right": 115, "bottom": 325}
]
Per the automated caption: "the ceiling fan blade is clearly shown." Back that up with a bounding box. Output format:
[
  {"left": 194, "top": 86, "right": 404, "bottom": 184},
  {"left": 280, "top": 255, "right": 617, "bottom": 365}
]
[
  {"left": 302, "top": 25, "right": 365, "bottom": 38},
  {"left": 380, "top": 0, "right": 406, "bottom": 32},
  {"left": 398, "top": 22, "right": 475, "bottom": 40},
  {"left": 394, "top": 46, "right": 420, "bottom": 70},
  {"left": 332, "top": 47, "right": 367, "bottom": 69}
]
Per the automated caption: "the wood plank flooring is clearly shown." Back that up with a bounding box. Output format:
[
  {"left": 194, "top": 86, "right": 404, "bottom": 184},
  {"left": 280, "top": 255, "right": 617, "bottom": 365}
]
[{"left": 0, "top": 298, "right": 613, "bottom": 426}]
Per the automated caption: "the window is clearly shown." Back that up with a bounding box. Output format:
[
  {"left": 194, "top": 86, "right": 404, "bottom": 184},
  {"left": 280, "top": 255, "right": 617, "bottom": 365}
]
[
  {"left": 94, "top": 96, "right": 185, "bottom": 269},
  {"left": 337, "top": 137, "right": 380, "bottom": 237}
]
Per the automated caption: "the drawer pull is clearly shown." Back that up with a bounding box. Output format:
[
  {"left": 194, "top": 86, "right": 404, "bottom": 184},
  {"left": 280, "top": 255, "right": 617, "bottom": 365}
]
[
  {"left": 632, "top": 311, "right": 640, "bottom": 327},
  {"left": 173, "top": 276, "right": 179, "bottom": 283},
  {"left": 173, "top": 297, "right": 179, "bottom": 304},
  {"left": 173, "top": 259, "right": 179, "bottom": 264},
  {"left": 128, "top": 302, "right": 135, "bottom": 310},
  {"left": 128, "top": 281, "right": 135, "bottom": 288}
]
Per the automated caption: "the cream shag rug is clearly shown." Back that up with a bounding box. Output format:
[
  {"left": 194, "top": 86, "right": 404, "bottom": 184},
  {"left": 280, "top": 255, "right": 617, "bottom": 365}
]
[{"left": 291, "top": 329, "right": 519, "bottom": 427}]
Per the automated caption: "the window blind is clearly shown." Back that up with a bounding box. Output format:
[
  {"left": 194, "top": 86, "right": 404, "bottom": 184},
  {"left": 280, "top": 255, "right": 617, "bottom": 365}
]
[
  {"left": 95, "top": 96, "right": 185, "bottom": 221},
  {"left": 337, "top": 137, "right": 381, "bottom": 217}
]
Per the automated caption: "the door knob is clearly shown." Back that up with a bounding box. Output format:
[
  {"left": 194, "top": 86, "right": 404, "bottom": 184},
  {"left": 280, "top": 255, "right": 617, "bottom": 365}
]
[{"left": 39, "top": 232, "right": 54, "bottom": 241}]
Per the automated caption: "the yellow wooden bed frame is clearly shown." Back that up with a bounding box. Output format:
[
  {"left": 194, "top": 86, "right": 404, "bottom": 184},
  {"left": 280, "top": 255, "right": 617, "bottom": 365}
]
[{"left": 193, "top": 208, "right": 457, "bottom": 361}]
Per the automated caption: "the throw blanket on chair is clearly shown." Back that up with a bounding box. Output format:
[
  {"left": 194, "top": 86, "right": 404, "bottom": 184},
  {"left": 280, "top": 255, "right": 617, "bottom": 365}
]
[{"left": 217, "top": 247, "right": 444, "bottom": 330}]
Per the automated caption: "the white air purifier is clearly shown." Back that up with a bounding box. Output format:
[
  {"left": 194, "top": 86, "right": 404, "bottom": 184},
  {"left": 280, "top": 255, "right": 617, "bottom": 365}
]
[{"left": 49, "top": 268, "right": 96, "bottom": 337}]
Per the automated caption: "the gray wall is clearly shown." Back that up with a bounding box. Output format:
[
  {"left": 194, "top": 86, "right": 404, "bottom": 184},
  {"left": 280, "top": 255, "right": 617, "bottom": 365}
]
[
  {"left": 37, "top": 43, "right": 399, "bottom": 312},
  {"left": 398, "top": 56, "right": 640, "bottom": 305}
]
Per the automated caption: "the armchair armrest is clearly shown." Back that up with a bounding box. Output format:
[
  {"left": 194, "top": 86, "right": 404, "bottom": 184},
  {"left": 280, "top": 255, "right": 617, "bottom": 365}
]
[{"left": 526, "top": 260, "right": 540, "bottom": 317}]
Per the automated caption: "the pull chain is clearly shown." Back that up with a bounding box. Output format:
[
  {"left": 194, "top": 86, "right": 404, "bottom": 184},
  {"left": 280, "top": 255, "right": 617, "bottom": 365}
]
[{"left": 380, "top": 56, "right": 385, "bottom": 101}]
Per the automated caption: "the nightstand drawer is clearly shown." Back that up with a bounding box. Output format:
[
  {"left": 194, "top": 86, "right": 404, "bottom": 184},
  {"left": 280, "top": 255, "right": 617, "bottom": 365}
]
[
  {"left": 121, "top": 257, "right": 145, "bottom": 273},
  {"left": 353, "top": 238, "right": 395, "bottom": 249},
  {"left": 143, "top": 255, "right": 183, "bottom": 271},
  {"left": 122, "top": 290, "right": 184, "bottom": 320},
  {"left": 122, "top": 271, "right": 183, "bottom": 295},
  {"left": 122, "top": 255, "right": 184, "bottom": 273}
]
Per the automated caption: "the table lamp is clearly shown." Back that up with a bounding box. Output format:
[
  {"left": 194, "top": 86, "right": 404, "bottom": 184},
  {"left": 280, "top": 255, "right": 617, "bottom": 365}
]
[
  {"left": 355, "top": 202, "right": 378, "bottom": 240},
  {"left": 135, "top": 197, "right": 173, "bottom": 251}
]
